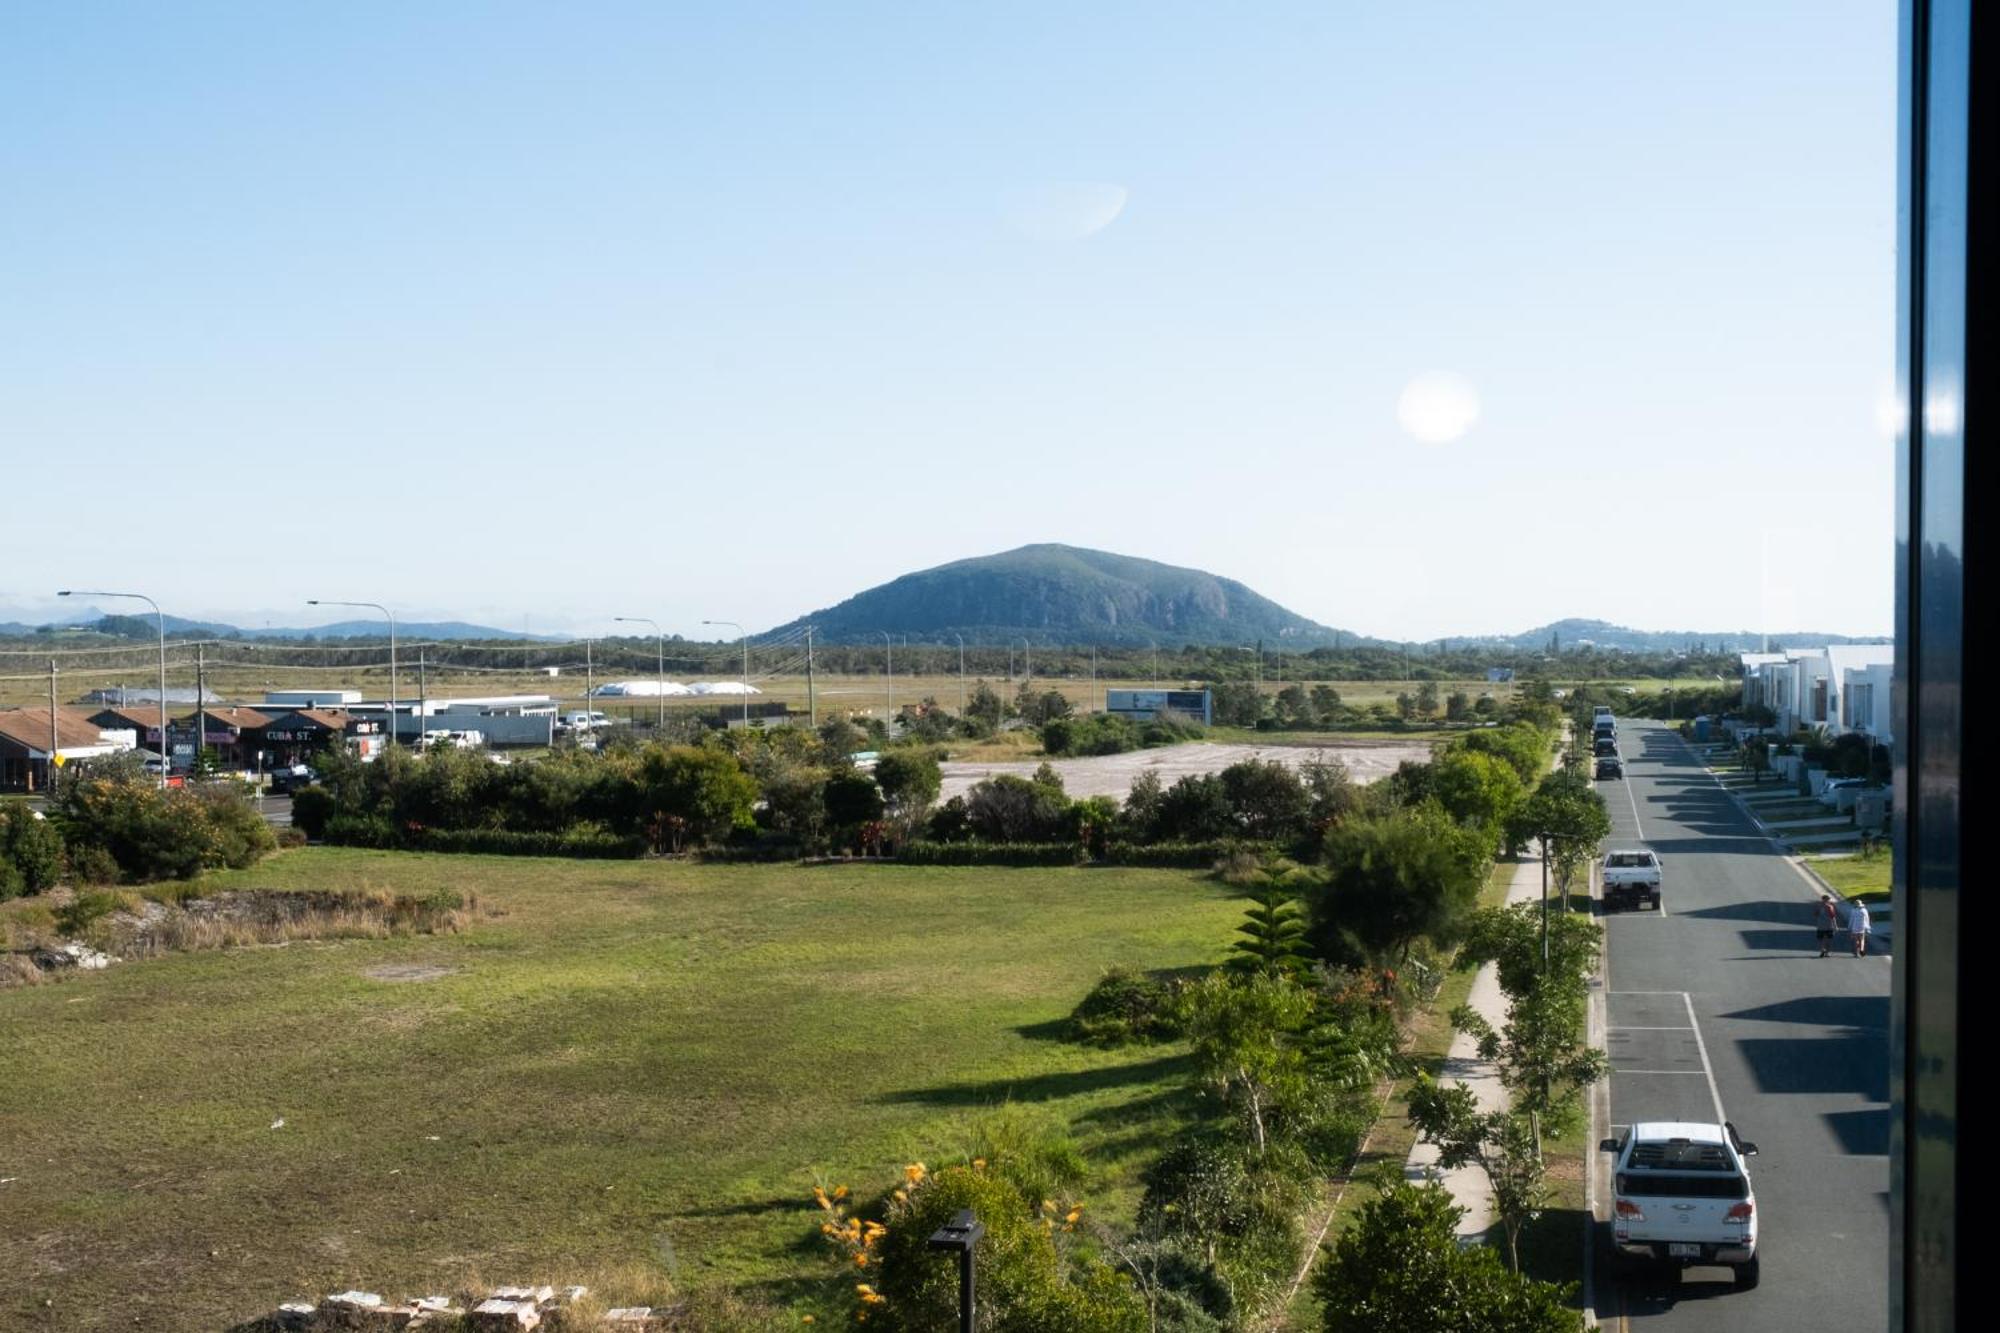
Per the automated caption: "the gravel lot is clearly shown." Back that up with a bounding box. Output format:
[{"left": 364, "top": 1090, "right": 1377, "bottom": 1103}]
[{"left": 938, "top": 739, "right": 1436, "bottom": 802}]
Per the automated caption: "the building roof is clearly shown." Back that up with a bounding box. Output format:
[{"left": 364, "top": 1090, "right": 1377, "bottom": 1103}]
[
  {"left": 1825, "top": 644, "right": 1896, "bottom": 677},
  {"left": 168, "top": 705, "right": 273, "bottom": 730},
  {"left": 0, "top": 706, "right": 126, "bottom": 754},
  {"left": 266, "top": 708, "right": 355, "bottom": 731},
  {"left": 89, "top": 704, "right": 161, "bottom": 730}
]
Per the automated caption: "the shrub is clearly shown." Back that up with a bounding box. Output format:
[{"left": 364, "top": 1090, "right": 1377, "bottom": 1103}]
[
  {"left": 823, "top": 771, "right": 887, "bottom": 830},
  {"left": 1, "top": 803, "right": 64, "bottom": 897},
  {"left": 51, "top": 772, "right": 275, "bottom": 883},
  {"left": 898, "top": 841, "right": 1083, "bottom": 867},
  {"left": 274, "top": 827, "right": 309, "bottom": 849},
  {"left": 55, "top": 889, "right": 124, "bottom": 937},
  {"left": 1066, "top": 967, "right": 1182, "bottom": 1045},
  {"left": 873, "top": 749, "right": 943, "bottom": 812},
  {"left": 63, "top": 843, "right": 121, "bottom": 886},
  {"left": 288, "top": 785, "right": 337, "bottom": 838},
  {"left": 406, "top": 827, "right": 648, "bottom": 859},
  {"left": 1103, "top": 840, "right": 1243, "bottom": 868},
  {"left": 965, "top": 774, "right": 1071, "bottom": 841},
  {"left": 865, "top": 1165, "right": 1145, "bottom": 1332}
]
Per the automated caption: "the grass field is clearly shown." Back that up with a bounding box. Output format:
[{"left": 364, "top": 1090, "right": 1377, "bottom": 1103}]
[{"left": 0, "top": 850, "right": 1244, "bottom": 1330}]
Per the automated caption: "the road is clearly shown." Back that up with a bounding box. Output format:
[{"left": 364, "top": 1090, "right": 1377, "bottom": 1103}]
[{"left": 1591, "top": 720, "right": 1888, "bottom": 1330}]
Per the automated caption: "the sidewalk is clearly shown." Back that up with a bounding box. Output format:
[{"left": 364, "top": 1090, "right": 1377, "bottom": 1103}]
[{"left": 1405, "top": 848, "right": 1546, "bottom": 1238}]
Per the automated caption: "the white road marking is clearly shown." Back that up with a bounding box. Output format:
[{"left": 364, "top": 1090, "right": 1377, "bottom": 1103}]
[
  {"left": 1607, "top": 1025, "right": 1695, "bottom": 1031},
  {"left": 1612, "top": 1069, "right": 1711, "bottom": 1076},
  {"left": 1681, "top": 991, "right": 1728, "bottom": 1125}
]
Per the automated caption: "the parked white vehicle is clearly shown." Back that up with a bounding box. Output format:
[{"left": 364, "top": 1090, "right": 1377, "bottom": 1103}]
[
  {"left": 561, "top": 710, "right": 613, "bottom": 731},
  {"left": 1602, "top": 848, "right": 1663, "bottom": 911},
  {"left": 1602, "top": 1121, "right": 1760, "bottom": 1286}
]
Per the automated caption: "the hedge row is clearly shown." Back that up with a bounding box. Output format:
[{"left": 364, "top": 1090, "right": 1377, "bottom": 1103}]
[
  {"left": 319, "top": 816, "right": 646, "bottom": 860},
  {"left": 895, "top": 839, "right": 1250, "bottom": 868}
]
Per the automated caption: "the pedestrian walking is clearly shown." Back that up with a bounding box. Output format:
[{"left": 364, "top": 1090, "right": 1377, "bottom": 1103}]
[
  {"left": 1816, "top": 894, "right": 1839, "bottom": 957},
  {"left": 1848, "top": 899, "right": 1872, "bottom": 957}
]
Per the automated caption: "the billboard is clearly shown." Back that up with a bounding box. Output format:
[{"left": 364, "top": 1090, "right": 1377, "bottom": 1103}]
[{"left": 1105, "top": 689, "right": 1212, "bottom": 726}]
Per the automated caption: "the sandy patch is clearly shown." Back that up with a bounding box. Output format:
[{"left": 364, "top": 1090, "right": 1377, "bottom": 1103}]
[
  {"left": 363, "top": 963, "right": 458, "bottom": 983},
  {"left": 939, "top": 739, "right": 1436, "bottom": 802}
]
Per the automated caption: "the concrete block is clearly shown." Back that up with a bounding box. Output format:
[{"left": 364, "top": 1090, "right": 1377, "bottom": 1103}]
[
  {"left": 602, "top": 1312, "right": 655, "bottom": 1328},
  {"left": 469, "top": 1298, "right": 541, "bottom": 1330}
]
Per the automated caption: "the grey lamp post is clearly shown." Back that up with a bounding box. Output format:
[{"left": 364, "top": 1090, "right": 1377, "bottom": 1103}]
[
  {"left": 954, "top": 633, "right": 965, "bottom": 712},
  {"left": 58, "top": 588, "right": 167, "bottom": 787},
  {"left": 702, "top": 620, "right": 749, "bottom": 724},
  {"left": 613, "top": 616, "right": 666, "bottom": 728},
  {"left": 309, "top": 599, "right": 396, "bottom": 747}
]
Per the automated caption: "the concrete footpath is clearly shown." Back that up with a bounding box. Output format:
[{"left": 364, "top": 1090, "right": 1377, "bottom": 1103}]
[{"left": 1405, "top": 848, "right": 1546, "bottom": 1238}]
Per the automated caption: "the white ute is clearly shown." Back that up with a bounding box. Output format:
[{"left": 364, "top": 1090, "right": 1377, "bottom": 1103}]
[
  {"left": 1602, "top": 1121, "right": 1760, "bottom": 1286},
  {"left": 1602, "top": 848, "right": 1663, "bottom": 911}
]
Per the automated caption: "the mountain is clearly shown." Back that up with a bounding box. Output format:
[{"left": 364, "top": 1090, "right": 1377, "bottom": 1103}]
[
  {"left": 1473, "top": 618, "right": 1892, "bottom": 654},
  {"left": 0, "top": 611, "right": 556, "bottom": 642},
  {"left": 764, "top": 544, "right": 1366, "bottom": 647}
]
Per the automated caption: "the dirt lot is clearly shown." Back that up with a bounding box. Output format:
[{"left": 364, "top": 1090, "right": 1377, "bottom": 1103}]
[{"left": 938, "top": 738, "right": 1436, "bottom": 801}]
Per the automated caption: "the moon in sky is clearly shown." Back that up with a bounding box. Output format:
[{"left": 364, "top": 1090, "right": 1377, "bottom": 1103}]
[
  {"left": 1396, "top": 371, "right": 1480, "bottom": 444},
  {"left": 1002, "top": 183, "right": 1130, "bottom": 241}
]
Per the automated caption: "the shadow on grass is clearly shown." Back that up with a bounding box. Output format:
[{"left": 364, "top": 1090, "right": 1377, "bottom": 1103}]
[{"left": 879, "top": 1053, "right": 1192, "bottom": 1107}]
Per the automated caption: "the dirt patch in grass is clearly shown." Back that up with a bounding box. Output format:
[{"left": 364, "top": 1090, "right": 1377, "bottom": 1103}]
[{"left": 363, "top": 963, "right": 459, "bottom": 983}]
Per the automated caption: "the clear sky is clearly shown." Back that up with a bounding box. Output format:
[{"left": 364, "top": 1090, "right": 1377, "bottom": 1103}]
[{"left": 0, "top": 2, "right": 1895, "bottom": 641}]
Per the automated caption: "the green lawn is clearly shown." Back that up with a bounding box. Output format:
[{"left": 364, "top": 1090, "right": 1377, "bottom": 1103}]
[
  {"left": 0, "top": 850, "right": 1242, "bottom": 1330},
  {"left": 1804, "top": 852, "right": 1892, "bottom": 900}
]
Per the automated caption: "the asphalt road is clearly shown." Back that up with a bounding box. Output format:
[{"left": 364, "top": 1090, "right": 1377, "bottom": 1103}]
[{"left": 1592, "top": 720, "right": 1888, "bottom": 1330}]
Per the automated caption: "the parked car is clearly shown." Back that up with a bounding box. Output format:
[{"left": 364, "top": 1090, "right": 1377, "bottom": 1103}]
[
  {"left": 267, "top": 765, "right": 316, "bottom": 794},
  {"left": 1596, "top": 754, "right": 1624, "bottom": 780},
  {"left": 1820, "top": 777, "right": 1877, "bottom": 811},
  {"left": 1602, "top": 848, "right": 1662, "bottom": 910},
  {"left": 1594, "top": 736, "right": 1619, "bottom": 758},
  {"left": 1602, "top": 1121, "right": 1760, "bottom": 1287}
]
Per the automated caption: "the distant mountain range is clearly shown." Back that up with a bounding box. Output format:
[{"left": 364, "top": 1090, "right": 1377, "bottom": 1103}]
[
  {"left": 0, "top": 610, "right": 555, "bottom": 642},
  {"left": 0, "top": 573, "right": 1891, "bottom": 652},
  {"left": 1443, "top": 618, "right": 1891, "bottom": 654},
  {"left": 763, "top": 544, "right": 1370, "bottom": 648}
]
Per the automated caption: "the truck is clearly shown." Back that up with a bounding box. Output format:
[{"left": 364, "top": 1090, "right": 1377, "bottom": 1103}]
[
  {"left": 1602, "top": 1120, "right": 1760, "bottom": 1287},
  {"left": 1602, "top": 848, "right": 1663, "bottom": 910}
]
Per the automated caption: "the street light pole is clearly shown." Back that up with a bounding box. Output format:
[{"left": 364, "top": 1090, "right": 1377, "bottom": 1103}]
[
  {"left": 59, "top": 588, "right": 167, "bottom": 787},
  {"left": 613, "top": 616, "right": 665, "bottom": 729},
  {"left": 880, "top": 630, "right": 893, "bottom": 722},
  {"left": 954, "top": 633, "right": 965, "bottom": 713},
  {"left": 309, "top": 599, "right": 396, "bottom": 747},
  {"left": 702, "top": 620, "right": 749, "bottom": 725}
]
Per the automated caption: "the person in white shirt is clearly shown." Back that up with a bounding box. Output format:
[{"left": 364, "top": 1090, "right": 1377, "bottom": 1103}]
[{"left": 1848, "top": 900, "right": 1872, "bottom": 957}]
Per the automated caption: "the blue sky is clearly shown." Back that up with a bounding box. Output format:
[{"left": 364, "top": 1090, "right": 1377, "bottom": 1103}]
[{"left": 0, "top": 2, "right": 1894, "bottom": 640}]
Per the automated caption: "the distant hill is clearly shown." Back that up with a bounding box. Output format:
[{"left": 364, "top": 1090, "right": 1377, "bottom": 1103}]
[
  {"left": 764, "top": 544, "right": 1368, "bottom": 647},
  {"left": 0, "top": 611, "right": 555, "bottom": 642},
  {"left": 1461, "top": 618, "right": 1892, "bottom": 654}
]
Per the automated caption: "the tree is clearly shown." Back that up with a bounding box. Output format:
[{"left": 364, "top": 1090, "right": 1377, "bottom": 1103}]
[
  {"left": 965, "top": 774, "right": 1071, "bottom": 841},
  {"left": 1415, "top": 680, "right": 1440, "bottom": 718},
  {"left": 1155, "top": 773, "right": 1235, "bottom": 841},
  {"left": 822, "top": 771, "right": 886, "bottom": 831},
  {"left": 963, "top": 680, "right": 1006, "bottom": 731},
  {"left": 1406, "top": 1079, "right": 1549, "bottom": 1274},
  {"left": 1430, "top": 749, "right": 1527, "bottom": 847},
  {"left": 1508, "top": 770, "right": 1611, "bottom": 901},
  {"left": 1211, "top": 681, "right": 1265, "bottom": 728},
  {"left": 1275, "top": 684, "right": 1314, "bottom": 726},
  {"left": 1176, "top": 971, "right": 1314, "bottom": 1157},
  {"left": 634, "top": 745, "right": 758, "bottom": 851},
  {"left": 1311, "top": 804, "right": 1488, "bottom": 964},
  {"left": 872, "top": 749, "right": 941, "bottom": 813},
  {"left": 1120, "top": 769, "right": 1164, "bottom": 838},
  {"left": 1395, "top": 692, "right": 1417, "bottom": 721},
  {"left": 1219, "top": 759, "right": 1310, "bottom": 841},
  {"left": 1228, "top": 879, "right": 1312, "bottom": 978},
  {"left": 1298, "top": 753, "right": 1359, "bottom": 828},
  {"left": 1313, "top": 1179, "right": 1582, "bottom": 1332},
  {"left": 1016, "top": 684, "right": 1073, "bottom": 725},
  {"left": 1310, "top": 684, "right": 1343, "bottom": 720},
  {"left": 0, "top": 803, "right": 64, "bottom": 898},
  {"left": 1457, "top": 723, "right": 1551, "bottom": 784},
  {"left": 1446, "top": 690, "right": 1472, "bottom": 721}
]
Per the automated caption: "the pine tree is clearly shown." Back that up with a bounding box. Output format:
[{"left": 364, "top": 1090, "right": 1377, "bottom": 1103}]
[{"left": 1228, "top": 881, "right": 1312, "bottom": 977}]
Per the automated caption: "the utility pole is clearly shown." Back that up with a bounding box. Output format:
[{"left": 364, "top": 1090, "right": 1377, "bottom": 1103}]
[
  {"left": 418, "top": 651, "right": 428, "bottom": 749},
  {"left": 806, "top": 628, "right": 817, "bottom": 728},
  {"left": 880, "top": 630, "right": 893, "bottom": 721},
  {"left": 1090, "top": 645, "right": 1098, "bottom": 713},
  {"left": 585, "top": 639, "right": 593, "bottom": 729},
  {"left": 195, "top": 643, "right": 207, "bottom": 774},
  {"left": 47, "top": 658, "right": 57, "bottom": 796},
  {"left": 955, "top": 633, "right": 965, "bottom": 713}
]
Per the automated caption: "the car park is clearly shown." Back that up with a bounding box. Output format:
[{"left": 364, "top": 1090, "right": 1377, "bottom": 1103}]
[
  {"left": 1596, "top": 754, "right": 1624, "bottom": 779},
  {"left": 1602, "top": 1121, "right": 1760, "bottom": 1287},
  {"left": 1602, "top": 848, "right": 1662, "bottom": 910}
]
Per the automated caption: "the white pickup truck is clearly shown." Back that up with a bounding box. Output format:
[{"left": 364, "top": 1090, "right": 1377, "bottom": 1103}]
[
  {"left": 1602, "top": 848, "right": 1662, "bottom": 911},
  {"left": 1603, "top": 1121, "right": 1760, "bottom": 1287}
]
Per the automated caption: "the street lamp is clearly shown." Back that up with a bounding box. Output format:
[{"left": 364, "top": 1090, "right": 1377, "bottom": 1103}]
[
  {"left": 954, "top": 633, "right": 966, "bottom": 712},
  {"left": 702, "top": 620, "right": 749, "bottom": 725},
  {"left": 927, "top": 1209, "right": 984, "bottom": 1333},
  {"left": 613, "top": 616, "right": 666, "bottom": 728},
  {"left": 309, "top": 599, "right": 396, "bottom": 747},
  {"left": 880, "top": 630, "right": 893, "bottom": 721},
  {"left": 58, "top": 589, "right": 167, "bottom": 787}
]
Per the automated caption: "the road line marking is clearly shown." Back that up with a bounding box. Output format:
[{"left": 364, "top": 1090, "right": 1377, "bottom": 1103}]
[
  {"left": 1608, "top": 989, "right": 1686, "bottom": 995},
  {"left": 1611, "top": 1069, "right": 1711, "bottom": 1076},
  {"left": 1604, "top": 1025, "right": 1695, "bottom": 1031},
  {"left": 1681, "top": 991, "right": 1728, "bottom": 1125}
]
